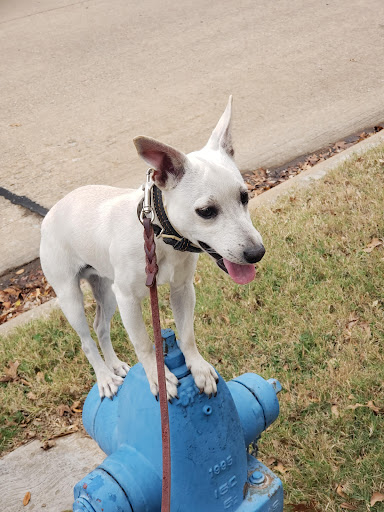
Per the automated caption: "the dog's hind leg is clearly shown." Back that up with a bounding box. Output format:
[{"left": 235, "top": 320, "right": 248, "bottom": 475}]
[
  {"left": 87, "top": 273, "right": 130, "bottom": 378},
  {"left": 54, "top": 276, "right": 123, "bottom": 398}
]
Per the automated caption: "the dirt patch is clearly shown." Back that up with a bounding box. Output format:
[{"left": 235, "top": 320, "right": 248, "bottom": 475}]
[
  {"left": 244, "top": 125, "right": 383, "bottom": 197},
  {"left": 0, "top": 259, "right": 55, "bottom": 325}
]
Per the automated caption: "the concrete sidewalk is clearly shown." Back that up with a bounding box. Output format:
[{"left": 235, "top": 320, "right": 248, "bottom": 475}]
[
  {"left": 1, "top": 0, "right": 384, "bottom": 274},
  {"left": 0, "top": 433, "right": 104, "bottom": 512}
]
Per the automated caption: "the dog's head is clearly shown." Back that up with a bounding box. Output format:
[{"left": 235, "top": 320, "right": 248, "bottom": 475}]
[{"left": 134, "top": 96, "right": 265, "bottom": 284}]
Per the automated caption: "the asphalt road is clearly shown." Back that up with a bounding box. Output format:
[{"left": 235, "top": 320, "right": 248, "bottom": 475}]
[{"left": 1, "top": 0, "right": 384, "bottom": 273}]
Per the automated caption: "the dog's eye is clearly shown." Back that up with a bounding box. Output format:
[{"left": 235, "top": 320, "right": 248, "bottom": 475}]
[
  {"left": 195, "top": 206, "right": 218, "bottom": 219},
  {"left": 240, "top": 190, "right": 249, "bottom": 205}
]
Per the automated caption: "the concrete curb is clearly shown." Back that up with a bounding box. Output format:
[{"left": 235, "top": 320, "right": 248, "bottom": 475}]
[
  {"left": 0, "top": 283, "right": 93, "bottom": 337},
  {"left": 0, "top": 298, "right": 60, "bottom": 337},
  {"left": 248, "top": 130, "right": 384, "bottom": 211},
  {"left": 0, "top": 432, "right": 104, "bottom": 512}
]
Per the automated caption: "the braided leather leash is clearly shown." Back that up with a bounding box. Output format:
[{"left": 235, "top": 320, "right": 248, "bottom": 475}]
[{"left": 143, "top": 216, "right": 171, "bottom": 512}]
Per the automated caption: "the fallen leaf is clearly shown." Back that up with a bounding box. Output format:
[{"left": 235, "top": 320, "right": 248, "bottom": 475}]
[
  {"left": 3, "top": 287, "right": 20, "bottom": 295},
  {"left": 336, "top": 484, "right": 348, "bottom": 498},
  {"left": 331, "top": 405, "right": 340, "bottom": 417},
  {"left": 16, "top": 268, "right": 25, "bottom": 275},
  {"left": 340, "top": 503, "right": 357, "bottom": 510},
  {"left": 275, "top": 460, "right": 288, "bottom": 474},
  {"left": 23, "top": 491, "right": 31, "bottom": 506},
  {"left": 370, "top": 492, "right": 384, "bottom": 507},
  {"left": 367, "top": 401, "right": 380, "bottom": 414},
  {"left": 71, "top": 401, "right": 82, "bottom": 413},
  {"left": 347, "top": 401, "right": 381, "bottom": 414},
  {"left": 41, "top": 440, "right": 56, "bottom": 450},
  {"left": 0, "top": 360, "right": 20, "bottom": 382},
  {"left": 35, "top": 372, "right": 44, "bottom": 383},
  {"left": 49, "top": 425, "right": 79, "bottom": 439},
  {"left": 347, "top": 403, "right": 365, "bottom": 410},
  {"left": 287, "top": 504, "right": 318, "bottom": 512},
  {"left": 359, "top": 322, "right": 371, "bottom": 337},
  {"left": 57, "top": 404, "right": 71, "bottom": 416},
  {"left": 308, "top": 155, "right": 319, "bottom": 165},
  {"left": 346, "top": 312, "right": 359, "bottom": 330},
  {"left": 336, "top": 141, "right": 348, "bottom": 150},
  {"left": 363, "top": 238, "right": 383, "bottom": 253}
]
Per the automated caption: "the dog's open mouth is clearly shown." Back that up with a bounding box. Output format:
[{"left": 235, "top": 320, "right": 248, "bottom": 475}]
[{"left": 198, "top": 241, "right": 256, "bottom": 285}]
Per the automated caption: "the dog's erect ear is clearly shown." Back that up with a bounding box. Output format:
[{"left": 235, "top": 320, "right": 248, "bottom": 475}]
[
  {"left": 133, "top": 136, "right": 186, "bottom": 189},
  {"left": 205, "top": 95, "right": 234, "bottom": 157}
]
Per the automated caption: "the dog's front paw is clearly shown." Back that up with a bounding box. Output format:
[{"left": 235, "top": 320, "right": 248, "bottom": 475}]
[
  {"left": 143, "top": 359, "right": 179, "bottom": 401},
  {"left": 107, "top": 358, "right": 130, "bottom": 378},
  {"left": 188, "top": 356, "right": 218, "bottom": 396},
  {"left": 97, "top": 369, "right": 124, "bottom": 399}
]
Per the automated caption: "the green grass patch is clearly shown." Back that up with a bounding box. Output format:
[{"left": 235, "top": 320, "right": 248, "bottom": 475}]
[{"left": 1, "top": 147, "right": 384, "bottom": 510}]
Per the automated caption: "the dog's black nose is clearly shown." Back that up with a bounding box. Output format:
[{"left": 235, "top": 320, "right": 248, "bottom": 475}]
[{"left": 244, "top": 245, "right": 265, "bottom": 263}]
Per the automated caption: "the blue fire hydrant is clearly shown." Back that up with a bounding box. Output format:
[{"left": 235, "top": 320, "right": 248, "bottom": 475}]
[{"left": 73, "top": 329, "right": 283, "bottom": 512}]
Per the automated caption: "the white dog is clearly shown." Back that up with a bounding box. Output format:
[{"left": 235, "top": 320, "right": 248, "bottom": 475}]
[{"left": 40, "top": 97, "right": 265, "bottom": 400}]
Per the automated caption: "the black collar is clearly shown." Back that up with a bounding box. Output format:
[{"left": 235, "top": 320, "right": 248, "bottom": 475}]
[{"left": 138, "top": 185, "right": 202, "bottom": 254}]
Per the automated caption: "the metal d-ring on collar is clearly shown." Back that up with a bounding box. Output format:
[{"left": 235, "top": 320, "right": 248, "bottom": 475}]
[{"left": 138, "top": 169, "right": 202, "bottom": 254}]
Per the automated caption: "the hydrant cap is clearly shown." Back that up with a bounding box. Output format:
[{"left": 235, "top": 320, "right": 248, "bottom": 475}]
[{"left": 232, "top": 373, "right": 281, "bottom": 428}]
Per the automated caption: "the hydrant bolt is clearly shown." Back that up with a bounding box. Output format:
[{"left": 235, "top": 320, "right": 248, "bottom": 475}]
[{"left": 249, "top": 470, "right": 266, "bottom": 485}]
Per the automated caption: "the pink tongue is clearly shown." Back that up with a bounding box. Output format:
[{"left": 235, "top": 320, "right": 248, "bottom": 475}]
[{"left": 223, "top": 259, "right": 256, "bottom": 285}]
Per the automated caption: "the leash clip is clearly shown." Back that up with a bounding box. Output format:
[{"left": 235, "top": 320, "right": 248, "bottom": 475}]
[{"left": 140, "top": 169, "right": 155, "bottom": 223}]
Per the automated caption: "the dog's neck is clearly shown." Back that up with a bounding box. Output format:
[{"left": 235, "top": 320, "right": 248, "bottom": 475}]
[{"left": 137, "top": 185, "right": 202, "bottom": 254}]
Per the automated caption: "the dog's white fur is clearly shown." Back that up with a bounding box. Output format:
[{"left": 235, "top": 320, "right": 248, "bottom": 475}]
[{"left": 40, "top": 97, "right": 264, "bottom": 399}]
